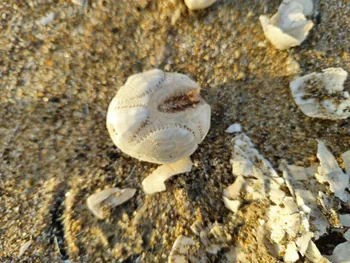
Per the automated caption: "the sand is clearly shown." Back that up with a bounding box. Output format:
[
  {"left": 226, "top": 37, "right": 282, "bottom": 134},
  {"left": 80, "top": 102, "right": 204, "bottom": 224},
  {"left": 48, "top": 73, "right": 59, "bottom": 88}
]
[{"left": 0, "top": 0, "right": 349, "bottom": 262}]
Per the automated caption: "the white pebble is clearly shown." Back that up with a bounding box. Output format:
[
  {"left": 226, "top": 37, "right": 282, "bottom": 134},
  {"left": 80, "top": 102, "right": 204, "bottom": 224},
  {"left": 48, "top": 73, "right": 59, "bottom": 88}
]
[
  {"left": 38, "top": 12, "right": 55, "bottom": 25},
  {"left": 225, "top": 123, "right": 242, "bottom": 133},
  {"left": 18, "top": 241, "right": 32, "bottom": 257},
  {"left": 184, "top": 0, "right": 217, "bottom": 10}
]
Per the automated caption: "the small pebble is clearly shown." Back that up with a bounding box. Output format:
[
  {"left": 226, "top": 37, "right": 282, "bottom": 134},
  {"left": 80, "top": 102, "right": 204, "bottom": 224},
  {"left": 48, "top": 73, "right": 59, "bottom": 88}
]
[
  {"left": 18, "top": 241, "right": 32, "bottom": 257},
  {"left": 225, "top": 123, "right": 242, "bottom": 133}
]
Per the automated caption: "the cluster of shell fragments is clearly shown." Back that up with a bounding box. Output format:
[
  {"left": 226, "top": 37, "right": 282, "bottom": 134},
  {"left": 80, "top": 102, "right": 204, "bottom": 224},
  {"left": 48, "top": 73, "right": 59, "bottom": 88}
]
[
  {"left": 221, "top": 133, "right": 350, "bottom": 263},
  {"left": 259, "top": 0, "right": 314, "bottom": 50},
  {"left": 290, "top": 68, "right": 350, "bottom": 119}
]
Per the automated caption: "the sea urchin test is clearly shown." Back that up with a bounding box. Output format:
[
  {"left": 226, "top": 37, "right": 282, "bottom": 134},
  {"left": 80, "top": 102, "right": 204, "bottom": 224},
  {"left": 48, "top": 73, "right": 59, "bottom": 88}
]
[{"left": 106, "top": 69, "right": 211, "bottom": 194}]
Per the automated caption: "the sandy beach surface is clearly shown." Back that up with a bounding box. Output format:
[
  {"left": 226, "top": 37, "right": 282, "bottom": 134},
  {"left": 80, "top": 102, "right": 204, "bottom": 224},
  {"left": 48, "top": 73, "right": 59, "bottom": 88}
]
[{"left": 0, "top": 0, "right": 349, "bottom": 262}]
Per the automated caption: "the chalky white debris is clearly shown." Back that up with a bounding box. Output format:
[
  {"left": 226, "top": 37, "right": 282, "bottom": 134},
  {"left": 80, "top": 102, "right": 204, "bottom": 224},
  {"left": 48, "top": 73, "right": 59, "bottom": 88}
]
[
  {"left": 290, "top": 68, "right": 350, "bottom": 119},
  {"left": 279, "top": 161, "right": 330, "bottom": 239},
  {"left": 290, "top": 0, "right": 314, "bottom": 16},
  {"left": 184, "top": 0, "right": 217, "bottom": 10},
  {"left": 259, "top": 0, "right": 314, "bottom": 50},
  {"left": 18, "top": 241, "right": 32, "bottom": 257},
  {"left": 72, "top": 0, "right": 88, "bottom": 8},
  {"left": 106, "top": 69, "right": 211, "bottom": 194},
  {"left": 37, "top": 12, "right": 55, "bottom": 26},
  {"left": 225, "top": 123, "right": 242, "bottom": 133},
  {"left": 328, "top": 240, "right": 350, "bottom": 263},
  {"left": 86, "top": 188, "right": 136, "bottom": 219},
  {"left": 168, "top": 235, "right": 201, "bottom": 263},
  {"left": 223, "top": 134, "right": 328, "bottom": 262},
  {"left": 339, "top": 214, "right": 350, "bottom": 227},
  {"left": 281, "top": 142, "right": 350, "bottom": 262},
  {"left": 142, "top": 158, "right": 192, "bottom": 194},
  {"left": 315, "top": 141, "right": 349, "bottom": 202},
  {"left": 341, "top": 150, "right": 350, "bottom": 174}
]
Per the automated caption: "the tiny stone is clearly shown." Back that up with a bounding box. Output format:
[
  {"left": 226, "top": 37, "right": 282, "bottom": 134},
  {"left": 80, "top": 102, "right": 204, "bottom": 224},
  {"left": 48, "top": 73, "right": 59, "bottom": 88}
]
[
  {"left": 72, "top": 0, "right": 88, "bottom": 8},
  {"left": 225, "top": 123, "right": 242, "bottom": 133},
  {"left": 18, "top": 241, "right": 32, "bottom": 257},
  {"left": 38, "top": 12, "right": 55, "bottom": 25},
  {"left": 339, "top": 214, "right": 350, "bottom": 227}
]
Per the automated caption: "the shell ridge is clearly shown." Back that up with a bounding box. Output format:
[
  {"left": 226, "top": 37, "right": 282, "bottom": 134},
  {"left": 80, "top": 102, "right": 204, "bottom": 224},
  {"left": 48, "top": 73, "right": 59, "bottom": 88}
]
[
  {"left": 117, "top": 73, "right": 167, "bottom": 104},
  {"left": 133, "top": 123, "right": 196, "bottom": 145}
]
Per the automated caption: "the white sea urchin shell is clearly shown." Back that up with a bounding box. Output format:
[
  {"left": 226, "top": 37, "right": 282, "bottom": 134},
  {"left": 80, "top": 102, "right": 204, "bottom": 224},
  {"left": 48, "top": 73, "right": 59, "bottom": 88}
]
[{"left": 106, "top": 69, "right": 211, "bottom": 165}]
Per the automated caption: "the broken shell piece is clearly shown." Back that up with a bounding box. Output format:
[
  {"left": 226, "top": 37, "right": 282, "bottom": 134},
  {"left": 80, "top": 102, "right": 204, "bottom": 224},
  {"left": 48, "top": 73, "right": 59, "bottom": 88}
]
[
  {"left": 305, "top": 241, "right": 331, "bottom": 263},
  {"left": 224, "top": 175, "right": 245, "bottom": 200},
  {"left": 72, "top": 0, "right": 88, "bottom": 8},
  {"left": 344, "top": 229, "right": 350, "bottom": 242},
  {"left": 284, "top": 242, "right": 299, "bottom": 262},
  {"left": 286, "top": 0, "right": 314, "bottom": 16},
  {"left": 259, "top": 1, "right": 314, "bottom": 50},
  {"left": 225, "top": 123, "right": 242, "bottom": 133},
  {"left": 290, "top": 68, "right": 350, "bottom": 119},
  {"left": 285, "top": 164, "right": 313, "bottom": 180},
  {"left": 295, "top": 231, "right": 313, "bottom": 256},
  {"left": 184, "top": 0, "right": 217, "bottom": 10},
  {"left": 18, "top": 241, "right": 32, "bottom": 257},
  {"left": 223, "top": 197, "right": 241, "bottom": 214},
  {"left": 267, "top": 199, "right": 301, "bottom": 243},
  {"left": 315, "top": 141, "right": 349, "bottom": 202},
  {"left": 328, "top": 241, "right": 350, "bottom": 263},
  {"left": 37, "top": 12, "right": 55, "bottom": 25},
  {"left": 86, "top": 187, "right": 136, "bottom": 219},
  {"left": 294, "top": 189, "right": 329, "bottom": 239},
  {"left": 341, "top": 150, "right": 350, "bottom": 174},
  {"left": 339, "top": 214, "right": 350, "bottom": 227},
  {"left": 142, "top": 157, "right": 192, "bottom": 194},
  {"left": 168, "top": 235, "right": 196, "bottom": 263}
]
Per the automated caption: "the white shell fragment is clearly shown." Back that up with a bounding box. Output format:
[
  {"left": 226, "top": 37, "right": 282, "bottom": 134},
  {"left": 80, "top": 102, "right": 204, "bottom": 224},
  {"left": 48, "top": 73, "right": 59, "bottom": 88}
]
[
  {"left": 294, "top": 189, "right": 329, "bottom": 239},
  {"left": 142, "top": 157, "right": 192, "bottom": 194},
  {"left": 18, "top": 241, "right": 32, "bottom": 257},
  {"left": 296, "top": 231, "right": 314, "bottom": 256},
  {"left": 106, "top": 69, "right": 211, "bottom": 165},
  {"left": 267, "top": 198, "right": 301, "bottom": 244},
  {"left": 259, "top": 1, "right": 314, "bottom": 50},
  {"left": 168, "top": 235, "right": 196, "bottom": 263},
  {"left": 284, "top": 242, "right": 300, "bottom": 262},
  {"left": 315, "top": 141, "right": 349, "bottom": 202},
  {"left": 290, "top": 68, "right": 350, "bottom": 119},
  {"left": 290, "top": 0, "right": 314, "bottom": 16},
  {"left": 37, "top": 12, "right": 55, "bottom": 25},
  {"left": 225, "top": 123, "right": 242, "bottom": 133},
  {"left": 328, "top": 241, "right": 350, "bottom": 263},
  {"left": 86, "top": 187, "right": 136, "bottom": 219},
  {"left": 339, "top": 214, "right": 350, "bottom": 227},
  {"left": 305, "top": 241, "right": 330, "bottom": 263},
  {"left": 223, "top": 197, "right": 241, "bottom": 214},
  {"left": 341, "top": 150, "right": 350, "bottom": 174},
  {"left": 184, "top": 0, "right": 217, "bottom": 10},
  {"left": 72, "top": 0, "right": 88, "bottom": 8}
]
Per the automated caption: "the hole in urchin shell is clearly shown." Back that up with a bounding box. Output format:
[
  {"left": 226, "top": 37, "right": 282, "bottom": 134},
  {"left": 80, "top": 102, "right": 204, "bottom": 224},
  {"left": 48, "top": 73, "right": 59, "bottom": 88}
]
[{"left": 158, "top": 90, "right": 201, "bottom": 113}]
